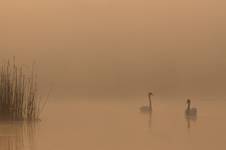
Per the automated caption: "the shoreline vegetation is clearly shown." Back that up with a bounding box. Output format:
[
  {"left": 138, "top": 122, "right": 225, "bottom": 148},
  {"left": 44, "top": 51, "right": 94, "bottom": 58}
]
[{"left": 0, "top": 59, "right": 43, "bottom": 121}]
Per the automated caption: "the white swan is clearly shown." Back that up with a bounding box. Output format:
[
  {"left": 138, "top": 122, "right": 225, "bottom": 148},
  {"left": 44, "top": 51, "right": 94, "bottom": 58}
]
[
  {"left": 140, "top": 92, "right": 153, "bottom": 113},
  {"left": 185, "top": 99, "right": 197, "bottom": 116}
]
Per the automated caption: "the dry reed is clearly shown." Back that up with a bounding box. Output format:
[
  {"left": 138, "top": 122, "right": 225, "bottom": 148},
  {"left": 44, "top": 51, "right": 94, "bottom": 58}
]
[{"left": 0, "top": 59, "right": 41, "bottom": 121}]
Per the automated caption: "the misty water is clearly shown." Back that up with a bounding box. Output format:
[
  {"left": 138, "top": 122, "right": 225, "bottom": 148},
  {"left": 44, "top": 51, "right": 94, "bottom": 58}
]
[{"left": 0, "top": 98, "right": 226, "bottom": 150}]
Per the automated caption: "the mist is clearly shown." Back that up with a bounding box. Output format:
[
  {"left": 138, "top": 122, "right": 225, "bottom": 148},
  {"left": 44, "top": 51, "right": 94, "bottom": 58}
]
[{"left": 1, "top": 0, "right": 226, "bottom": 99}]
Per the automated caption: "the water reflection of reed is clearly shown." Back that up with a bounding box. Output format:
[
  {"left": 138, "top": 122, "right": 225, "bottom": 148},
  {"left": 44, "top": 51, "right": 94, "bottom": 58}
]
[{"left": 0, "top": 121, "right": 38, "bottom": 150}]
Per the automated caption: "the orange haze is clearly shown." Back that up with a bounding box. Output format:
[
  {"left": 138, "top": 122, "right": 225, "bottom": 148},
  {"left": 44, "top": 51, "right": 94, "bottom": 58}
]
[{"left": 1, "top": 0, "right": 226, "bottom": 99}]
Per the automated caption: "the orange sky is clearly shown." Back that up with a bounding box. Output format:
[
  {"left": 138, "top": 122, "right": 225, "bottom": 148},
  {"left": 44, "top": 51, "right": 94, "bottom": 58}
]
[{"left": 1, "top": 0, "right": 226, "bottom": 98}]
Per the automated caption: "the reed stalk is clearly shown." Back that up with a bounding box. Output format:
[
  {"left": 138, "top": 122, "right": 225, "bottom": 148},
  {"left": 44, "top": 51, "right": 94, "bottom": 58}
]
[{"left": 0, "top": 60, "right": 41, "bottom": 121}]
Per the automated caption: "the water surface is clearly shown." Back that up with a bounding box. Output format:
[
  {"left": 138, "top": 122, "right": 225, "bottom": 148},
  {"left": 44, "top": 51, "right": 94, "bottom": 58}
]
[{"left": 0, "top": 99, "right": 226, "bottom": 150}]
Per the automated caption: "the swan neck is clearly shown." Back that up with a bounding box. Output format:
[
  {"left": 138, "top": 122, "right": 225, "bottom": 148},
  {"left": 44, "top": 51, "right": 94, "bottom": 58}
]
[
  {"left": 187, "top": 103, "right": 190, "bottom": 110},
  {"left": 149, "top": 95, "right": 152, "bottom": 109}
]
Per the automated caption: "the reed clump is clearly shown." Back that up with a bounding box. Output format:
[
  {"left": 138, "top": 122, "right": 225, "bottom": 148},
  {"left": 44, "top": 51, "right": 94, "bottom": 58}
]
[{"left": 0, "top": 60, "right": 41, "bottom": 121}]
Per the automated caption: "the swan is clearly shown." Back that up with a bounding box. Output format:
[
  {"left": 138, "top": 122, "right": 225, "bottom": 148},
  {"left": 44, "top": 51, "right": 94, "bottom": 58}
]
[
  {"left": 185, "top": 99, "right": 197, "bottom": 128},
  {"left": 185, "top": 99, "right": 197, "bottom": 116},
  {"left": 140, "top": 92, "right": 153, "bottom": 113}
]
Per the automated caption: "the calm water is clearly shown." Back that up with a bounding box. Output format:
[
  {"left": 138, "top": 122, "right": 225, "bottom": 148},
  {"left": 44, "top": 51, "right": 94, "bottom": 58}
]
[{"left": 0, "top": 98, "right": 226, "bottom": 150}]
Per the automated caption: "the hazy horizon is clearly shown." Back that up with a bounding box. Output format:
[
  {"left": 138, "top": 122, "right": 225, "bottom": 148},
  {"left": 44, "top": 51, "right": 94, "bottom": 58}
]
[{"left": 1, "top": 0, "right": 226, "bottom": 99}]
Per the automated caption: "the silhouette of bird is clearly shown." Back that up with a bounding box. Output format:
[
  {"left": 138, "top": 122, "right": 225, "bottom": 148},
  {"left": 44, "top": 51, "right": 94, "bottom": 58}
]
[
  {"left": 140, "top": 92, "right": 153, "bottom": 113},
  {"left": 185, "top": 99, "right": 197, "bottom": 116},
  {"left": 185, "top": 99, "right": 197, "bottom": 128}
]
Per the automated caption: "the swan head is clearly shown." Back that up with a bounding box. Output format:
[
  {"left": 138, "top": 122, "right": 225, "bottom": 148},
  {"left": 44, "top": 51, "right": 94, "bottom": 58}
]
[
  {"left": 148, "top": 92, "right": 153, "bottom": 97},
  {"left": 186, "top": 99, "right": 191, "bottom": 105}
]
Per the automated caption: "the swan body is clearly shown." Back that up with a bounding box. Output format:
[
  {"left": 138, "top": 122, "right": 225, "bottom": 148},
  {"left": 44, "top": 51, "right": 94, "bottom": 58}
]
[
  {"left": 140, "top": 106, "right": 151, "bottom": 113},
  {"left": 140, "top": 92, "right": 153, "bottom": 113},
  {"left": 185, "top": 108, "right": 197, "bottom": 116}
]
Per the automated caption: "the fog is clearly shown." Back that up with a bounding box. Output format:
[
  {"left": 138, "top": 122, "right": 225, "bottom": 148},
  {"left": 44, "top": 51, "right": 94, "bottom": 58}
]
[{"left": 1, "top": 0, "right": 226, "bottom": 99}]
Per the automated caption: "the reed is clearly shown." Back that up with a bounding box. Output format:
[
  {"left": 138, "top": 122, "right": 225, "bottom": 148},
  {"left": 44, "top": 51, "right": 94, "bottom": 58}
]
[{"left": 0, "top": 60, "right": 41, "bottom": 121}]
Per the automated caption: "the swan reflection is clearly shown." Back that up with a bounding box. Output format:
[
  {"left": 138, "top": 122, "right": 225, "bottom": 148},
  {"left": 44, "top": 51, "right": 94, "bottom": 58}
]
[
  {"left": 185, "top": 115, "right": 197, "bottom": 129},
  {"left": 148, "top": 111, "right": 152, "bottom": 129}
]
